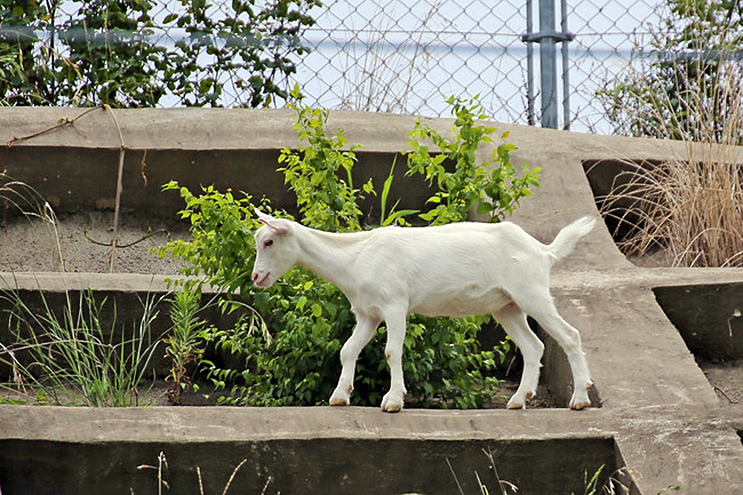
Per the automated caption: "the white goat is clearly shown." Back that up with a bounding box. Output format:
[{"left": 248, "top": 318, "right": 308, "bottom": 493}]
[{"left": 251, "top": 209, "right": 596, "bottom": 412}]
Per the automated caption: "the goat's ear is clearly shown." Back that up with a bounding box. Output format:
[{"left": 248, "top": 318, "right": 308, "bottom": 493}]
[
  {"left": 254, "top": 208, "right": 290, "bottom": 234},
  {"left": 254, "top": 208, "right": 273, "bottom": 224}
]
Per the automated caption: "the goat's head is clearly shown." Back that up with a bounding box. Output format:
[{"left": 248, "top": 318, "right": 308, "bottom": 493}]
[{"left": 251, "top": 209, "right": 297, "bottom": 288}]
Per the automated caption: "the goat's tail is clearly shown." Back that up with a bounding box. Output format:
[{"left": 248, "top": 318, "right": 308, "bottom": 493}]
[{"left": 545, "top": 216, "right": 596, "bottom": 263}]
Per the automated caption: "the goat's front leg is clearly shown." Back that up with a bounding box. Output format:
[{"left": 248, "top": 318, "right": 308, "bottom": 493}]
[
  {"left": 381, "top": 309, "right": 408, "bottom": 413},
  {"left": 329, "top": 312, "right": 380, "bottom": 407}
]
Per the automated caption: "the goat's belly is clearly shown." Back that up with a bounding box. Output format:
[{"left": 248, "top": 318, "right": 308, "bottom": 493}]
[{"left": 410, "top": 286, "right": 511, "bottom": 317}]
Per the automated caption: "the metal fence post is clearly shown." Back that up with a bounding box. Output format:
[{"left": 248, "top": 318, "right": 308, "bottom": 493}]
[
  {"left": 560, "top": 0, "right": 571, "bottom": 130},
  {"left": 525, "top": 0, "right": 536, "bottom": 126},
  {"left": 522, "top": 0, "right": 574, "bottom": 129},
  {"left": 539, "top": 0, "right": 558, "bottom": 129}
]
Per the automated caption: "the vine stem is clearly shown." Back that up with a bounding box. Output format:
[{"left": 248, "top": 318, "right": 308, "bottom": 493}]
[
  {"left": 5, "top": 106, "right": 99, "bottom": 147},
  {"left": 103, "top": 104, "right": 127, "bottom": 273}
]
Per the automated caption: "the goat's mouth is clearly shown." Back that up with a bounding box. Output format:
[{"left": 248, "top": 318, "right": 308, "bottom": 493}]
[{"left": 253, "top": 272, "right": 271, "bottom": 287}]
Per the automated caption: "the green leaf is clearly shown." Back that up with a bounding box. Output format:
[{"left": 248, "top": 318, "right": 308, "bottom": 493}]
[
  {"left": 311, "top": 304, "right": 323, "bottom": 318},
  {"left": 476, "top": 202, "right": 492, "bottom": 215}
]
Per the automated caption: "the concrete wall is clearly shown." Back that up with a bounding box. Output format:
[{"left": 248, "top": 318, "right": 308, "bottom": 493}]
[
  {"left": 0, "top": 435, "right": 618, "bottom": 495},
  {"left": 2, "top": 108, "right": 743, "bottom": 495}
]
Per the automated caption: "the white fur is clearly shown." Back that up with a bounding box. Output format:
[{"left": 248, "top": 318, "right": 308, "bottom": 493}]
[{"left": 251, "top": 209, "right": 596, "bottom": 412}]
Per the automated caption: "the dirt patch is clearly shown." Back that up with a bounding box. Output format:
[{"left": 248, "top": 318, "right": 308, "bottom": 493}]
[{"left": 0, "top": 212, "right": 190, "bottom": 274}]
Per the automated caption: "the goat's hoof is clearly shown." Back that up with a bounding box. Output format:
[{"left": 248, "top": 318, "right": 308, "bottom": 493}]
[
  {"left": 569, "top": 395, "right": 591, "bottom": 410},
  {"left": 382, "top": 402, "right": 403, "bottom": 413},
  {"left": 506, "top": 389, "right": 534, "bottom": 410},
  {"left": 569, "top": 386, "right": 592, "bottom": 410},
  {"left": 329, "top": 389, "right": 350, "bottom": 406},
  {"left": 381, "top": 392, "right": 404, "bottom": 413}
]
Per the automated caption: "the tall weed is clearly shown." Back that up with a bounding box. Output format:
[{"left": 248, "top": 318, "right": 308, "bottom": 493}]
[
  {"left": 596, "top": 54, "right": 743, "bottom": 266},
  {"left": 164, "top": 288, "right": 212, "bottom": 405},
  {"left": 597, "top": 15, "right": 743, "bottom": 267},
  {"left": 0, "top": 287, "right": 161, "bottom": 406}
]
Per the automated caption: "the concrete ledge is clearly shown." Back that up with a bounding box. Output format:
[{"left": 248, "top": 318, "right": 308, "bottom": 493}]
[
  {"left": 0, "top": 404, "right": 611, "bottom": 443},
  {"left": 0, "top": 405, "right": 618, "bottom": 495},
  {"left": 0, "top": 404, "right": 741, "bottom": 495}
]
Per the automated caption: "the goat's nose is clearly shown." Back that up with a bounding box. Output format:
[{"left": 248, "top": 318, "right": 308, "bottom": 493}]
[{"left": 252, "top": 272, "right": 259, "bottom": 283}]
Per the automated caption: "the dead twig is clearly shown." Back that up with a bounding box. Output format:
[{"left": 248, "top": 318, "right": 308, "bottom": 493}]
[
  {"left": 714, "top": 386, "right": 738, "bottom": 404},
  {"left": 84, "top": 229, "right": 168, "bottom": 248},
  {"left": 5, "top": 106, "right": 99, "bottom": 147},
  {"left": 103, "top": 104, "right": 127, "bottom": 273}
]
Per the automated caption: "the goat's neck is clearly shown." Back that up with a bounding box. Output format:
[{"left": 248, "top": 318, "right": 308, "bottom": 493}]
[{"left": 294, "top": 226, "right": 363, "bottom": 293}]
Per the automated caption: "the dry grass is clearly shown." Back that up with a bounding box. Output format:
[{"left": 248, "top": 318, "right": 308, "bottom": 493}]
[
  {"left": 335, "top": 3, "right": 440, "bottom": 113},
  {"left": 135, "top": 452, "right": 264, "bottom": 495},
  {"left": 598, "top": 54, "right": 743, "bottom": 267}
]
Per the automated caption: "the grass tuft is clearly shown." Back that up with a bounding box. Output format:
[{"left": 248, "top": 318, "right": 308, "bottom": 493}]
[{"left": 0, "top": 286, "right": 162, "bottom": 406}]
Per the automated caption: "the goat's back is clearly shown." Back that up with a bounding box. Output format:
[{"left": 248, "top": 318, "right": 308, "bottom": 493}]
[{"left": 351, "top": 221, "right": 550, "bottom": 316}]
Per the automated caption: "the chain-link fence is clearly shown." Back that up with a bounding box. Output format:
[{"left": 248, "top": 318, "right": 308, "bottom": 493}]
[
  {"left": 299, "top": 0, "right": 667, "bottom": 134},
  {"left": 2, "top": 0, "right": 668, "bottom": 134}
]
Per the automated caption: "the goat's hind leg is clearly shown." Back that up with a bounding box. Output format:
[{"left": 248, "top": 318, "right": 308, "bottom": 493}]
[
  {"left": 494, "top": 303, "right": 545, "bottom": 410},
  {"left": 329, "top": 312, "right": 380, "bottom": 406},
  {"left": 524, "top": 297, "right": 593, "bottom": 410}
]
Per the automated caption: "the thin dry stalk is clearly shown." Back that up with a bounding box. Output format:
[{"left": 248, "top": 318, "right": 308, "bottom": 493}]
[
  {"left": 136, "top": 454, "right": 252, "bottom": 495},
  {"left": 220, "top": 459, "right": 249, "bottom": 495},
  {"left": 481, "top": 447, "right": 517, "bottom": 495},
  {"left": 43, "top": 202, "right": 66, "bottom": 271},
  {"left": 446, "top": 457, "right": 465, "bottom": 495},
  {"left": 599, "top": 466, "right": 633, "bottom": 495},
  {"left": 337, "top": 2, "right": 440, "bottom": 113},
  {"left": 0, "top": 173, "right": 66, "bottom": 270},
  {"left": 103, "top": 104, "right": 127, "bottom": 273}
]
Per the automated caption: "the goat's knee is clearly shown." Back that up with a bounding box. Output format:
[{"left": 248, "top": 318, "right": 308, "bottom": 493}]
[{"left": 339, "top": 341, "right": 360, "bottom": 366}]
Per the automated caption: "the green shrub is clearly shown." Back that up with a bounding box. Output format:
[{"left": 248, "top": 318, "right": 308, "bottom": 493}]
[
  {"left": 0, "top": 0, "right": 319, "bottom": 107},
  {"left": 158, "top": 95, "right": 536, "bottom": 408},
  {"left": 407, "top": 94, "right": 541, "bottom": 224},
  {"left": 278, "top": 89, "right": 374, "bottom": 232}
]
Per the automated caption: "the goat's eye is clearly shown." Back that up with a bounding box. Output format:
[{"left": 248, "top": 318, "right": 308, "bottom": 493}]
[{"left": 264, "top": 239, "right": 274, "bottom": 248}]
